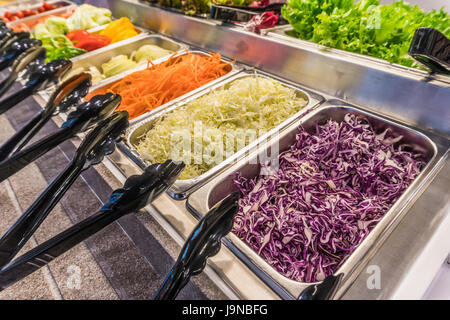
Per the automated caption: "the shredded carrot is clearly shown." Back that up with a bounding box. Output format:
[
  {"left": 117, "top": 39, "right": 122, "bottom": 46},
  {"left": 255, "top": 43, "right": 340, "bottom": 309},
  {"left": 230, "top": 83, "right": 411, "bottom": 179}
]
[{"left": 85, "top": 52, "right": 233, "bottom": 120}]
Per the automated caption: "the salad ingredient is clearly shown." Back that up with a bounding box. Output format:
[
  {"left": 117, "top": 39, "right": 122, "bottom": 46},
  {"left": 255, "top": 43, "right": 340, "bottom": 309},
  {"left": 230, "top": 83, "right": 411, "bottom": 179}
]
[
  {"left": 86, "top": 52, "right": 232, "bottom": 119},
  {"left": 135, "top": 76, "right": 308, "bottom": 180},
  {"left": 66, "top": 29, "right": 111, "bottom": 51},
  {"left": 101, "top": 55, "right": 137, "bottom": 77},
  {"left": 98, "top": 17, "right": 138, "bottom": 43},
  {"left": 281, "top": 0, "right": 450, "bottom": 68},
  {"left": 213, "top": 0, "right": 254, "bottom": 6},
  {"left": 244, "top": 11, "right": 279, "bottom": 34},
  {"left": 133, "top": 44, "right": 173, "bottom": 63},
  {"left": 0, "top": 2, "right": 59, "bottom": 22},
  {"left": 66, "top": 4, "right": 112, "bottom": 31},
  {"left": 232, "top": 113, "right": 425, "bottom": 283}
]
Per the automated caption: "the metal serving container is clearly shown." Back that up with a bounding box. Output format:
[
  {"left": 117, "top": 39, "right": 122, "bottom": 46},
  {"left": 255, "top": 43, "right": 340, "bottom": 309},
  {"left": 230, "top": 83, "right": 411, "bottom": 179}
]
[
  {"left": 1, "top": 0, "right": 75, "bottom": 18},
  {"left": 6, "top": 3, "right": 76, "bottom": 31},
  {"left": 86, "top": 50, "right": 240, "bottom": 122},
  {"left": 124, "top": 69, "right": 324, "bottom": 199},
  {"left": 61, "top": 33, "right": 186, "bottom": 84},
  {"left": 186, "top": 102, "right": 438, "bottom": 299}
]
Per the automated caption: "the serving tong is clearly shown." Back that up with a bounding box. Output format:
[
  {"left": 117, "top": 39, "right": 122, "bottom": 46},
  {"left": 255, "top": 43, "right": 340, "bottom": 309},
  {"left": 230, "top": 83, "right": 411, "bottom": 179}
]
[
  {"left": 0, "top": 37, "right": 42, "bottom": 73},
  {"left": 0, "top": 93, "right": 121, "bottom": 183},
  {"left": 0, "top": 31, "right": 30, "bottom": 53},
  {"left": 0, "top": 72, "right": 92, "bottom": 162},
  {"left": 0, "top": 160, "right": 185, "bottom": 291},
  {"left": 0, "top": 110, "right": 129, "bottom": 269},
  {"left": 0, "top": 58, "right": 72, "bottom": 115}
]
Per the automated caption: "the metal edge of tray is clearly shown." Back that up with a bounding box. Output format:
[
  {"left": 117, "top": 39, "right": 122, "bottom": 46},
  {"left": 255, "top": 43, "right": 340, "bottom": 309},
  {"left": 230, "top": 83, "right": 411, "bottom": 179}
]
[
  {"left": 124, "top": 68, "right": 325, "bottom": 200},
  {"left": 185, "top": 102, "right": 444, "bottom": 299},
  {"left": 62, "top": 33, "right": 186, "bottom": 83},
  {"left": 5, "top": 3, "right": 76, "bottom": 29},
  {"left": 264, "top": 25, "right": 450, "bottom": 85}
]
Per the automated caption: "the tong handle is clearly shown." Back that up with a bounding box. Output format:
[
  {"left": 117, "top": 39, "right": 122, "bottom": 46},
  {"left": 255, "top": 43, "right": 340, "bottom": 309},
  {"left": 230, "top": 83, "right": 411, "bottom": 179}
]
[
  {"left": 0, "top": 161, "right": 185, "bottom": 291},
  {"left": 409, "top": 27, "right": 450, "bottom": 75},
  {"left": 0, "top": 208, "right": 123, "bottom": 290},
  {"left": 0, "top": 110, "right": 45, "bottom": 162},
  {"left": 154, "top": 192, "right": 240, "bottom": 300},
  {"left": 297, "top": 274, "right": 343, "bottom": 300},
  {"left": 0, "top": 161, "right": 83, "bottom": 268},
  {"left": 0, "top": 126, "right": 73, "bottom": 183}
]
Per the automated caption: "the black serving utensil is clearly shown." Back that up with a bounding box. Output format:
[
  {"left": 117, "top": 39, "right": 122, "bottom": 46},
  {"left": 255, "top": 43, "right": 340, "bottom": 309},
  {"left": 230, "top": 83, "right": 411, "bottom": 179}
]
[
  {"left": 0, "top": 27, "right": 15, "bottom": 50},
  {"left": 0, "top": 93, "right": 121, "bottom": 183},
  {"left": 0, "top": 31, "right": 30, "bottom": 53},
  {"left": 0, "top": 111, "right": 129, "bottom": 269},
  {"left": 154, "top": 192, "right": 240, "bottom": 300},
  {"left": 0, "top": 45, "right": 46, "bottom": 99},
  {"left": 0, "top": 58, "right": 72, "bottom": 115},
  {"left": 0, "top": 72, "right": 92, "bottom": 162},
  {"left": 0, "top": 37, "right": 41, "bottom": 72},
  {"left": 409, "top": 27, "right": 450, "bottom": 75},
  {"left": 297, "top": 273, "right": 343, "bottom": 300},
  {"left": 0, "top": 160, "right": 184, "bottom": 291}
]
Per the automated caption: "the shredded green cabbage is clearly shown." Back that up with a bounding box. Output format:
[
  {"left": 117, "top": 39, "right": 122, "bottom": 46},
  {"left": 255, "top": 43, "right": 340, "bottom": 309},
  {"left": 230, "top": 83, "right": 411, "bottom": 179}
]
[{"left": 134, "top": 76, "right": 309, "bottom": 180}]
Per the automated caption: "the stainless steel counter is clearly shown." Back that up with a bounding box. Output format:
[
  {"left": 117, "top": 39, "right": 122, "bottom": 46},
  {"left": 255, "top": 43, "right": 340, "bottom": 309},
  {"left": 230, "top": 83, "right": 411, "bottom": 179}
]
[{"left": 95, "top": 0, "right": 449, "bottom": 300}]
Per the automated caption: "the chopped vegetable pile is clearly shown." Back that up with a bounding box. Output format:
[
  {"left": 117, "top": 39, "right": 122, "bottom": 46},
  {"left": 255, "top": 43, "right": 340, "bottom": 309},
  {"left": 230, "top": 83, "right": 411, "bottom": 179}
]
[
  {"left": 232, "top": 113, "right": 426, "bottom": 282},
  {"left": 281, "top": 0, "right": 450, "bottom": 68},
  {"left": 0, "top": 1, "right": 60, "bottom": 23},
  {"left": 135, "top": 76, "right": 308, "bottom": 180},
  {"left": 86, "top": 52, "right": 232, "bottom": 119},
  {"left": 63, "top": 43, "right": 173, "bottom": 84},
  {"left": 30, "top": 6, "right": 138, "bottom": 62}
]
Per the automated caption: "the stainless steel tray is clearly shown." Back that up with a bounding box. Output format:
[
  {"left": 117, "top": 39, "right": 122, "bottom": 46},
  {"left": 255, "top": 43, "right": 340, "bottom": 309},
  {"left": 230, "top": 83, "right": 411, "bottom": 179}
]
[
  {"left": 186, "top": 103, "right": 438, "bottom": 299},
  {"left": 6, "top": 3, "right": 76, "bottom": 31},
  {"left": 0, "top": 0, "right": 73, "bottom": 16},
  {"left": 62, "top": 33, "right": 186, "bottom": 84},
  {"left": 124, "top": 69, "right": 324, "bottom": 199},
  {"left": 86, "top": 49, "right": 240, "bottom": 124}
]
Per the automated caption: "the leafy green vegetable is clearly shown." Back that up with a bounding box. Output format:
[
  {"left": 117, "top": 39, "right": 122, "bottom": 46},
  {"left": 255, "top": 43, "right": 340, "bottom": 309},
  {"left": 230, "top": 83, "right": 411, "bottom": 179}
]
[
  {"left": 67, "top": 4, "right": 112, "bottom": 31},
  {"left": 213, "top": 0, "right": 254, "bottom": 6},
  {"left": 281, "top": 0, "right": 450, "bottom": 68}
]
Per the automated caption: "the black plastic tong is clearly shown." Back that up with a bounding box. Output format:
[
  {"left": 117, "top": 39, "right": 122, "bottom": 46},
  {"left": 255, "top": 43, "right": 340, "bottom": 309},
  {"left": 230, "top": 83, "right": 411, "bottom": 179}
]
[
  {"left": 0, "top": 58, "right": 72, "bottom": 115},
  {"left": 0, "top": 31, "right": 30, "bottom": 53},
  {"left": 154, "top": 192, "right": 240, "bottom": 300},
  {"left": 0, "top": 160, "right": 185, "bottom": 291},
  {"left": 0, "top": 45, "right": 46, "bottom": 98},
  {"left": 0, "top": 110, "right": 129, "bottom": 269},
  {"left": 0, "top": 72, "right": 92, "bottom": 162},
  {"left": 0, "top": 93, "right": 120, "bottom": 183},
  {"left": 409, "top": 27, "right": 450, "bottom": 75},
  {"left": 0, "top": 37, "right": 42, "bottom": 72}
]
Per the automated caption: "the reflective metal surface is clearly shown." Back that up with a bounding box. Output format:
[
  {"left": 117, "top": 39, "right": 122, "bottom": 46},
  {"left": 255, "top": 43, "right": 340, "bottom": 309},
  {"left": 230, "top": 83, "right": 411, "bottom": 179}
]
[
  {"left": 125, "top": 69, "right": 323, "bottom": 199},
  {"left": 109, "top": 0, "right": 450, "bottom": 137},
  {"left": 187, "top": 102, "right": 446, "bottom": 299}
]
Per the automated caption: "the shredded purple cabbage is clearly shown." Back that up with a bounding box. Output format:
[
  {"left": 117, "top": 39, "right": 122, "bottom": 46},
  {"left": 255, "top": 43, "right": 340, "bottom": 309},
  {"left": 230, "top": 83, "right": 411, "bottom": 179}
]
[{"left": 232, "top": 113, "right": 426, "bottom": 283}]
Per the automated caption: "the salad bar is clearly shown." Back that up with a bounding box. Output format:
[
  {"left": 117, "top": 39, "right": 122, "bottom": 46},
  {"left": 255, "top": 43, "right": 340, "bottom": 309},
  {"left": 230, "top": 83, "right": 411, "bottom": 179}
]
[{"left": 0, "top": 0, "right": 448, "bottom": 300}]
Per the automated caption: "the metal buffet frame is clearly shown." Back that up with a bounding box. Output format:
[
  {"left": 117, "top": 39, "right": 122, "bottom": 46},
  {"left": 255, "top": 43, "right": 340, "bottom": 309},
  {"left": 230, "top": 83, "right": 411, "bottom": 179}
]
[{"left": 30, "top": 0, "right": 450, "bottom": 300}]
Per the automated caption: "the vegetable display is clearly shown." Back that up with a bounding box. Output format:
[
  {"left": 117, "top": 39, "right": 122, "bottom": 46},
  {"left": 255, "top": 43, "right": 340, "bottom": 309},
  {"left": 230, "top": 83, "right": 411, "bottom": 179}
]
[
  {"left": 98, "top": 17, "right": 138, "bottom": 44},
  {"left": 154, "top": 0, "right": 211, "bottom": 15},
  {"left": 0, "top": 1, "right": 59, "bottom": 22},
  {"left": 86, "top": 52, "right": 232, "bottom": 119},
  {"left": 62, "top": 43, "right": 173, "bottom": 84},
  {"left": 66, "top": 4, "right": 112, "bottom": 31},
  {"left": 135, "top": 76, "right": 308, "bottom": 180},
  {"left": 281, "top": 0, "right": 450, "bottom": 68},
  {"left": 232, "top": 113, "right": 426, "bottom": 283}
]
